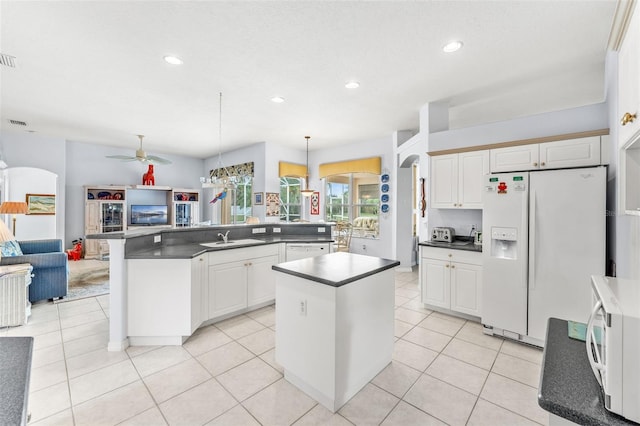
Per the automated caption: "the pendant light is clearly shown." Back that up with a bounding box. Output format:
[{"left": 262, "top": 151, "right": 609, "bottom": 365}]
[
  {"left": 301, "top": 136, "right": 315, "bottom": 197},
  {"left": 202, "top": 92, "right": 236, "bottom": 190}
]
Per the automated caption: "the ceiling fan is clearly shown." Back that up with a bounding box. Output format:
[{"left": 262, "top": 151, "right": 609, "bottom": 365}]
[{"left": 106, "top": 135, "right": 172, "bottom": 165}]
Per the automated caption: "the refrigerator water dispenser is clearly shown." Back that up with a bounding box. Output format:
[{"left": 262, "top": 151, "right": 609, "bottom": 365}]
[{"left": 490, "top": 227, "right": 518, "bottom": 259}]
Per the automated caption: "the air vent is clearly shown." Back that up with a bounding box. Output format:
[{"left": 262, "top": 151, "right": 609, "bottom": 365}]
[
  {"left": 9, "top": 119, "right": 27, "bottom": 127},
  {"left": 0, "top": 53, "right": 16, "bottom": 68}
]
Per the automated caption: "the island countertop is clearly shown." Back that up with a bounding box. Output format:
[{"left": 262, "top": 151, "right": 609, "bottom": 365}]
[
  {"left": 538, "top": 318, "right": 636, "bottom": 426},
  {"left": 272, "top": 252, "right": 400, "bottom": 287}
]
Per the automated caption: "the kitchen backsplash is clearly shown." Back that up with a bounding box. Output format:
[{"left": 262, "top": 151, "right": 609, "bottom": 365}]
[{"left": 427, "top": 208, "right": 482, "bottom": 239}]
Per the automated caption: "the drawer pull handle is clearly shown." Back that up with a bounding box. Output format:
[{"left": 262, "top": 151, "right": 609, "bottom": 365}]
[
  {"left": 533, "top": 162, "right": 538, "bottom": 167},
  {"left": 445, "top": 264, "right": 449, "bottom": 268},
  {"left": 451, "top": 265, "right": 455, "bottom": 269},
  {"left": 541, "top": 162, "right": 546, "bottom": 166},
  {"left": 621, "top": 112, "right": 637, "bottom": 126}
]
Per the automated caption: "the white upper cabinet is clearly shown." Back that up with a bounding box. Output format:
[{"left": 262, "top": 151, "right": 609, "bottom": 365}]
[
  {"left": 539, "top": 137, "right": 601, "bottom": 169},
  {"left": 490, "top": 137, "right": 601, "bottom": 173},
  {"left": 490, "top": 145, "right": 539, "bottom": 173},
  {"left": 431, "top": 150, "right": 488, "bottom": 209},
  {"left": 619, "top": 3, "right": 640, "bottom": 147}
]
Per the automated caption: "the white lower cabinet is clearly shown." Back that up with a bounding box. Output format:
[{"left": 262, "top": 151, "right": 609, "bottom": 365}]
[
  {"left": 128, "top": 254, "right": 207, "bottom": 343},
  {"left": 420, "top": 246, "right": 482, "bottom": 317},
  {"left": 208, "top": 244, "right": 280, "bottom": 319}
]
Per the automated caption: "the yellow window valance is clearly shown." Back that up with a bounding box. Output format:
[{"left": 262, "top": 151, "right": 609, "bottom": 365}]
[
  {"left": 319, "top": 157, "right": 381, "bottom": 178},
  {"left": 279, "top": 161, "right": 308, "bottom": 178}
]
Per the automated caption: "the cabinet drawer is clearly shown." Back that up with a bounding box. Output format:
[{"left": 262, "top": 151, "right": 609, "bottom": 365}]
[
  {"left": 208, "top": 244, "right": 279, "bottom": 265},
  {"left": 420, "top": 246, "right": 482, "bottom": 265}
]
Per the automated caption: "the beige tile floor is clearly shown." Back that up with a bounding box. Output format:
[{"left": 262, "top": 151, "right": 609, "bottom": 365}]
[{"left": 1, "top": 268, "right": 548, "bottom": 426}]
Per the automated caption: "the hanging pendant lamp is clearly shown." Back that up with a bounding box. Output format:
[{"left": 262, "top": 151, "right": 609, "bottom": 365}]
[
  {"left": 301, "top": 136, "right": 315, "bottom": 197},
  {"left": 202, "top": 92, "right": 236, "bottom": 190}
]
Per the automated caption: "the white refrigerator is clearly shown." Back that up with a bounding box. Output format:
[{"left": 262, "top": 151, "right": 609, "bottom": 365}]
[{"left": 481, "top": 166, "right": 606, "bottom": 344}]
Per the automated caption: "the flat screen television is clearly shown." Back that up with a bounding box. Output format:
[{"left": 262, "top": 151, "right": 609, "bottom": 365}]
[{"left": 130, "top": 205, "right": 168, "bottom": 226}]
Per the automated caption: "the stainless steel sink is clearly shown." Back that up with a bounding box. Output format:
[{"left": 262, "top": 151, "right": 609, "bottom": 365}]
[
  {"left": 451, "top": 241, "right": 471, "bottom": 246},
  {"left": 200, "top": 239, "right": 266, "bottom": 247}
]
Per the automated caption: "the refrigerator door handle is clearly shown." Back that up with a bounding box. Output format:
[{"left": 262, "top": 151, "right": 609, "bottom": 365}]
[{"left": 529, "top": 190, "right": 537, "bottom": 290}]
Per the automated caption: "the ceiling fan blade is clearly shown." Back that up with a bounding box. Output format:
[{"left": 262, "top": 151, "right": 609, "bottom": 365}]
[
  {"left": 146, "top": 155, "right": 172, "bottom": 165},
  {"left": 106, "top": 155, "right": 138, "bottom": 162}
]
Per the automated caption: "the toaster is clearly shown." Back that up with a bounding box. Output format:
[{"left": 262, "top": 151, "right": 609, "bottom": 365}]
[{"left": 432, "top": 227, "right": 455, "bottom": 242}]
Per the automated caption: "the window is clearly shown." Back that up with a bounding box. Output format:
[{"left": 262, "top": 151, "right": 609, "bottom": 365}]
[
  {"left": 230, "top": 176, "right": 253, "bottom": 223},
  {"left": 280, "top": 177, "right": 302, "bottom": 222},
  {"left": 325, "top": 173, "right": 379, "bottom": 237}
]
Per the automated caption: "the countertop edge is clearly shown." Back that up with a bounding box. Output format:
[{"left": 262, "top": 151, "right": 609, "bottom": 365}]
[
  {"left": 126, "top": 238, "right": 335, "bottom": 260},
  {"left": 272, "top": 253, "right": 400, "bottom": 287}
]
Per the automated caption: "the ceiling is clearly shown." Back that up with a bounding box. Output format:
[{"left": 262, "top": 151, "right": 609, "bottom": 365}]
[{"left": 0, "top": 1, "right": 618, "bottom": 159}]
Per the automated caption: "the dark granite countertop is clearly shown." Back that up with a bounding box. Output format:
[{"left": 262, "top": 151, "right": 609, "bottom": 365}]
[
  {"left": 419, "top": 237, "right": 483, "bottom": 253},
  {"left": 126, "top": 236, "right": 335, "bottom": 259},
  {"left": 272, "top": 252, "right": 400, "bottom": 287},
  {"left": 538, "top": 318, "right": 637, "bottom": 426},
  {"left": 0, "top": 337, "right": 34, "bottom": 426}
]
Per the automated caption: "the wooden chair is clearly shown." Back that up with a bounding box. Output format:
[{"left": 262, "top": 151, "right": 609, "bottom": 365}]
[{"left": 334, "top": 221, "right": 353, "bottom": 252}]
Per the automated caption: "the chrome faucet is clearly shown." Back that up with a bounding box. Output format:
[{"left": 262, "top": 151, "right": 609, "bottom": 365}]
[{"left": 218, "top": 230, "right": 230, "bottom": 243}]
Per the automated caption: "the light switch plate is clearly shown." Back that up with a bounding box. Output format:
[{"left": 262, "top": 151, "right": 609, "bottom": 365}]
[
  {"left": 317, "top": 227, "right": 325, "bottom": 233},
  {"left": 273, "top": 227, "right": 281, "bottom": 233},
  {"left": 154, "top": 235, "right": 161, "bottom": 243}
]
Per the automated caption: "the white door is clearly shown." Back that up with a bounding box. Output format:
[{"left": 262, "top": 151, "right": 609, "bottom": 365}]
[
  {"left": 539, "top": 137, "right": 600, "bottom": 170},
  {"left": 430, "top": 154, "right": 458, "bottom": 208},
  {"left": 247, "top": 255, "right": 278, "bottom": 306},
  {"left": 618, "top": 6, "right": 640, "bottom": 146},
  {"left": 481, "top": 172, "right": 529, "bottom": 335},
  {"left": 421, "top": 258, "right": 450, "bottom": 309},
  {"left": 527, "top": 167, "right": 606, "bottom": 341},
  {"left": 458, "top": 150, "right": 489, "bottom": 209},
  {"left": 490, "top": 145, "right": 539, "bottom": 173},
  {"left": 450, "top": 262, "right": 482, "bottom": 316},
  {"left": 208, "top": 261, "right": 248, "bottom": 318}
]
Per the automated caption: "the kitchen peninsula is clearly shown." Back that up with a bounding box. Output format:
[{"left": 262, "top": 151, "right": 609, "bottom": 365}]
[
  {"left": 87, "top": 223, "right": 334, "bottom": 351},
  {"left": 273, "top": 252, "right": 399, "bottom": 412}
]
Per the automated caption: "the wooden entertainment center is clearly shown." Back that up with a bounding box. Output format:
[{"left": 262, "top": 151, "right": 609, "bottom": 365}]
[{"left": 83, "top": 185, "right": 201, "bottom": 259}]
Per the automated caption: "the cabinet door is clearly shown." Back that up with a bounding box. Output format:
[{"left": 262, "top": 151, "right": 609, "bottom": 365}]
[
  {"left": 84, "top": 201, "right": 100, "bottom": 258},
  {"left": 208, "top": 261, "right": 248, "bottom": 318},
  {"left": 450, "top": 262, "right": 482, "bottom": 317},
  {"left": 191, "top": 255, "right": 207, "bottom": 332},
  {"left": 490, "top": 145, "right": 539, "bottom": 173},
  {"left": 247, "top": 255, "right": 279, "bottom": 307},
  {"left": 458, "top": 150, "right": 489, "bottom": 209},
  {"left": 430, "top": 154, "right": 458, "bottom": 208},
  {"left": 421, "top": 258, "right": 450, "bottom": 309},
  {"left": 539, "top": 137, "right": 600, "bottom": 169},
  {"left": 619, "top": 5, "right": 640, "bottom": 146}
]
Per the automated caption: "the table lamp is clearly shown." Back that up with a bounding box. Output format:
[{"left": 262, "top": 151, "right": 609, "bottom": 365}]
[{"left": 0, "top": 201, "right": 28, "bottom": 235}]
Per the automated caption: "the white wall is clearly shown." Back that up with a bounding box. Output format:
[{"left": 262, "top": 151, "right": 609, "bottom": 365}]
[
  {"left": 429, "top": 102, "right": 608, "bottom": 152},
  {"left": 1, "top": 130, "right": 66, "bottom": 242},
  {"left": 65, "top": 141, "right": 205, "bottom": 246},
  {"left": 3, "top": 167, "right": 57, "bottom": 240}
]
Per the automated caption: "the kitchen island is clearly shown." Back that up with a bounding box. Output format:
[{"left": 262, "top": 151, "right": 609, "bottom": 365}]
[{"left": 273, "top": 252, "right": 399, "bottom": 412}]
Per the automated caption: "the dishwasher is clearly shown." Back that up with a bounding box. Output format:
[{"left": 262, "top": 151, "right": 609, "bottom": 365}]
[{"left": 285, "top": 243, "right": 331, "bottom": 261}]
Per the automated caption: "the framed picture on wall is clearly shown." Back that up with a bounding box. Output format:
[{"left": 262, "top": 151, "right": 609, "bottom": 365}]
[
  {"left": 254, "top": 192, "right": 264, "bottom": 205},
  {"left": 25, "top": 193, "right": 56, "bottom": 215},
  {"left": 265, "top": 192, "right": 280, "bottom": 216},
  {"left": 310, "top": 191, "right": 320, "bottom": 215}
]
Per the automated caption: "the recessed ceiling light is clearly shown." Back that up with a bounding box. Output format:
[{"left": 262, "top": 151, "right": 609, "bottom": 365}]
[
  {"left": 345, "top": 81, "right": 360, "bottom": 89},
  {"left": 442, "top": 41, "right": 463, "bottom": 53},
  {"left": 271, "top": 96, "right": 285, "bottom": 103},
  {"left": 163, "top": 55, "right": 183, "bottom": 65}
]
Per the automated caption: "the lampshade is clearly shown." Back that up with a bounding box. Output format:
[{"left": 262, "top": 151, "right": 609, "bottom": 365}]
[
  {"left": 0, "top": 201, "right": 28, "bottom": 236},
  {"left": 0, "top": 201, "right": 28, "bottom": 214}
]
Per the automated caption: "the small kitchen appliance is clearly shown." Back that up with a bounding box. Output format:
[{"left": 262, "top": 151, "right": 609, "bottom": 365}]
[
  {"left": 431, "top": 227, "right": 455, "bottom": 242},
  {"left": 587, "top": 275, "right": 640, "bottom": 423}
]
